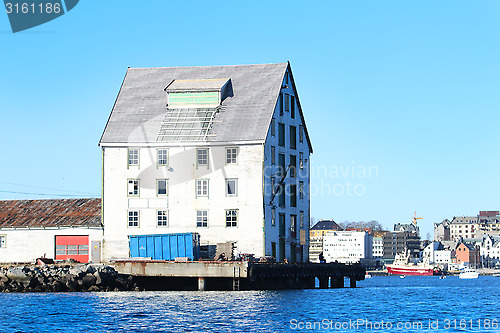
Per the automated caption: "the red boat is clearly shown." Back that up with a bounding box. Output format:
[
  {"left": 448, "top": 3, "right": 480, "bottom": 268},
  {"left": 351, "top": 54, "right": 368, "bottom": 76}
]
[{"left": 386, "top": 249, "right": 439, "bottom": 276}]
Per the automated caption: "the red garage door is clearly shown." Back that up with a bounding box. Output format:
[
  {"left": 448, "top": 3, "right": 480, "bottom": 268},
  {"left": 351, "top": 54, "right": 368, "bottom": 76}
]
[{"left": 55, "top": 235, "right": 89, "bottom": 263}]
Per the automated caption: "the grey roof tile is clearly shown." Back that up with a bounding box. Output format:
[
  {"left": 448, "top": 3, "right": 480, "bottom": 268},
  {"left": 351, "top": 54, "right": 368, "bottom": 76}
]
[{"left": 100, "top": 63, "right": 289, "bottom": 144}]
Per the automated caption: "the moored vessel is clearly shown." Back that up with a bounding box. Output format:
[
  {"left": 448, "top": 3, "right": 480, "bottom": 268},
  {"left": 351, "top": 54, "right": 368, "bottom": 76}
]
[
  {"left": 459, "top": 268, "right": 479, "bottom": 279},
  {"left": 386, "top": 249, "right": 439, "bottom": 276}
]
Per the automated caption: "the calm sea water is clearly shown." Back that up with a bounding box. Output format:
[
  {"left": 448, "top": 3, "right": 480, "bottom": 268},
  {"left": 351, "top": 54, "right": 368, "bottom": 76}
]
[{"left": 0, "top": 276, "right": 498, "bottom": 332}]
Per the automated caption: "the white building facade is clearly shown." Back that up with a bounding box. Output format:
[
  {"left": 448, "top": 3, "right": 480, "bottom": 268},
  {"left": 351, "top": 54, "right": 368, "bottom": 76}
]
[
  {"left": 372, "top": 236, "right": 383, "bottom": 258},
  {"left": 322, "top": 231, "right": 373, "bottom": 264},
  {"left": 100, "top": 63, "right": 312, "bottom": 263},
  {"left": 449, "top": 216, "right": 478, "bottom": 240}
]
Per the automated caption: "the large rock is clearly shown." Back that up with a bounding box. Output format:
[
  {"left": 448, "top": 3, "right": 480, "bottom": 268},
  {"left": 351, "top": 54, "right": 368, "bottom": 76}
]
[{"left": 6, "top": 267, "right": 30, "bottom": 282}]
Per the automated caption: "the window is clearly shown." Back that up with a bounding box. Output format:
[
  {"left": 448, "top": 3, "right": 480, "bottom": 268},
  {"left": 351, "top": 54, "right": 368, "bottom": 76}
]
[
  {"left": 226, "top": 179, "right": 238, "bottom": 197},
  {"left": 299, "top": 181, "right": 304, "bottom": 200},
  {"left": 290, "top": 125, "right": 296, "bottom": 150},
  {"left": 271, "top": 177, "right": 276, "bottom": 195},
  {"left": 128, "top": 149, "right": 139, "bottom": 167},
  {"left": 278, "top": 183, "right": 286, "bottom": 208},
  {"left": 284, "top": 93, "right": 290, "bottom": 112},
  {"left": 197, "top": 210, "right": 208, "bottom": 228},
  {"left": 168, "top": 91, "right": 219, "bottom": 107},
  {"left": 0, "top": 235, "right": 5, "bottom": 248},
  {"left": 290, "top": 184, "right": 297, "bottom": 207},
  {"left": 278, "top": 123, "right": 285, "bottom": 147},
  {"left": 127, "top": 179, "right": 140, "bottom": 197},
  {"left": 56, "top": 244, "right": 88, "bottom": 256},
  {"left": 197, "top": 148, "right": 208, "bottom": 168},
  {"left": 300, "top": 211, "right": 304, "bottom": 228},
  {"left": 226, "top": 147, "right": 238, "bottom": 164},
  {"left": 196, "top": 179, "right": 209, "bottom": 197},
  {"left": 299, "top": 152, "right": 304, "bottom": 169},
  {"left": 299, "top": 125, "right": 304, "bottom": 143},
  {"left": 157, "top": 149, "right": 168, "bottom": 166},
  {"left": 157, "top": 210, "right": 168, "bottom": 227},
  {"left": 271, "top": 118, "right": 275, "bottom": 136},
  {"left": 279, "top": 213, "right": 286, "bottom": 237},
  {"left": 279, "top": 93, "right": 283, "bottom": 116},
  {"left": 157, "top": 179, "right": 168, "bottom": 196},
  {"left": 226, "top": 209, "right": 238, "bottom": 227},
  {"left": 272, "top": 209, "right": 276, "bottom": 226},
  {"left": 278, "top": 154, "right": 286, "bottom": 176},
  {"left": 271, "top": 146, "right": 276, "bottom": 165},
  {"left": 128, "top": 211, "right": 139, "bottom": 227},
  {"left": 290, "top": 155, "right": 297, "bottom": 178},
  {"left": 291, "top": 215, "right": 297, "bottom": 233},
  {"left": 291, "top": 95, "right": 295, "bottom": 119}
]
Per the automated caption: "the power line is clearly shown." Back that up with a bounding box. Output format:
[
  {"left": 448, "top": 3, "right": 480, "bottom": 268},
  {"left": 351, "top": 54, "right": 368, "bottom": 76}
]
[
  {"left": 0, "top": 181, "right": 97, "bottom": 195},
  {"left": 0, "top": 190, "right": 99, "bottom": 198}
]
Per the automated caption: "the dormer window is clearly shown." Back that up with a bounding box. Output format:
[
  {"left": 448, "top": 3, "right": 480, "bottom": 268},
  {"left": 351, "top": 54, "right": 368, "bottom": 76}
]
[{"left": 165, "top": 78, "right": 231, "bottom": 108}]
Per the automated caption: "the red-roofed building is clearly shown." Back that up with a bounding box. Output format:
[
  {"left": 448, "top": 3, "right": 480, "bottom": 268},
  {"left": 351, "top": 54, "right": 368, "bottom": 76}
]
[{"left": 0, "top": 198, "right": 103, "bottom": 263}]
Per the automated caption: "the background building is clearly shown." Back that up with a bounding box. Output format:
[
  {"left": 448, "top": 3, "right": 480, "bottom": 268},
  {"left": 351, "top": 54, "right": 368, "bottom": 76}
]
[
  {"left": 477, "top": 211, "right": 500, "bottom": 237},
  {"left": 434, "top": 219, "right": 451, "bottom": 241},
  {"left": 449, "top": 216, "right": 478, "bottom": 240},
  {"left": 322, "top": 230, "right": 373, "bottom": 265},
  {"left": 0, "top": 199, "right": 102, "bottom": 263},
  {"left": 383, "top": 231, "right": 420, "bottom": 259},
  {"left": 309, "top": 219, "right": 342, "bottom": 262},
  {"left": 99, "top": 63, "right": 313, "bottom": 263}
]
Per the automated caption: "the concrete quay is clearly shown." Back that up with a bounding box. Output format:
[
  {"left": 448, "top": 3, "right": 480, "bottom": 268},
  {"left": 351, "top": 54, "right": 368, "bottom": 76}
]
[{"left": 112, "top": 260, "right": 366, "bottom": 291}]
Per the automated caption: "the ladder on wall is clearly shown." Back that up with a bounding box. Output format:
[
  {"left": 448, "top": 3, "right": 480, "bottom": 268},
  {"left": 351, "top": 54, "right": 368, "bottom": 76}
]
[{"left": 233, "top": 267, "right": 241, "bottom": 291}]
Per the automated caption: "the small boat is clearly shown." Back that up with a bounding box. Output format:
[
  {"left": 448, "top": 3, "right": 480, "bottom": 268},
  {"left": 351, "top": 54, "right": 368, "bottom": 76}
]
[
  {"left": 365, "top": 274, "right": 372, "bottom": 279},
  {"left": 400, "top": 275, "right": 405, "bottom": 279},
  {"left": 459, "top": 268, "right": 479, "bottom": 279},
  {"left": 439, "top": 275, "right": 446, "bottom": 279}
]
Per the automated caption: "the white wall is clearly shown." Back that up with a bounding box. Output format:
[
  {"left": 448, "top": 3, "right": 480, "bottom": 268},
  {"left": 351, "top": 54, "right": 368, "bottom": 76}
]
[
  {"left": 0, "top": 227, "right": 103, "bottom": 263},
  {"left": 323, "top": 231, "right": 373, "bottom": 264},
  {"left": 102, "top": 144, "right": 265, "bottom": 261}
]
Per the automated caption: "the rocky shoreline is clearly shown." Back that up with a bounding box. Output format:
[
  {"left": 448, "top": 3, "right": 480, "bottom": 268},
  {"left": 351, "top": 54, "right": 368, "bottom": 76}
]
[{"left": 0, "top": 264, "right": 142, "bottom": 292}]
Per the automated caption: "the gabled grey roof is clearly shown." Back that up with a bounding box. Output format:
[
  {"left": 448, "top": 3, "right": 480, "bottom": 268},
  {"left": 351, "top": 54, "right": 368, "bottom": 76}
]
[{"left": 100, "top": 63, "right": 292, "bottom": 144}]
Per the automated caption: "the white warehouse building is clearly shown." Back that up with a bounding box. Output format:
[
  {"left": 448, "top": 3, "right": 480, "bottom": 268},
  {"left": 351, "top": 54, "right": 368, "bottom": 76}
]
[
  {"left": 323, "top": 231, "right": 373, "bottom": 264},
  {"left": 99, "top": 63, "right": 313, "bottom": 262}
]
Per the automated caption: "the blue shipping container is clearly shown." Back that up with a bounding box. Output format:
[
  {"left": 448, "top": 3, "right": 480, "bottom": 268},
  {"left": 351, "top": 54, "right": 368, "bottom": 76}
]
[{"left": 128, "top": 233, "right": 200, "bottom": 261}]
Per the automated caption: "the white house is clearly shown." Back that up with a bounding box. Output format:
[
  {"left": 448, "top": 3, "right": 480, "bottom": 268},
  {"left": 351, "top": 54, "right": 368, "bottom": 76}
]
[
  {"left": 99, "top": 63, "right": 313, "bottom": 263},
  {"left": 0, "top": 199, "right": 103, "bottom": 263},
  {"left": 322, "top": 231, "right": 373, "bottom": 264},
  {"left": 372, "top": 236, "right": 383, "bottom": 258},
  {"left": 434, "top": 250, "right": 452, "bottom": 269}
]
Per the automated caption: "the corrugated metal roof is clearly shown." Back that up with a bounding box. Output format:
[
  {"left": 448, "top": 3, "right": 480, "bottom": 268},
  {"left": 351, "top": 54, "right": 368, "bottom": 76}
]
[
  {"left": 0, "top": 198, "right": 101, "bottom": 228},
  {"left": 99, "top": 63, "right": 289, "bottom": 144}
]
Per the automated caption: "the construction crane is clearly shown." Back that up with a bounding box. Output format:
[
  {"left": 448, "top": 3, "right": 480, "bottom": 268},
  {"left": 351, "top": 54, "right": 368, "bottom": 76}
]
[{"left": 412, "top": 211, "right": 423, "bottom": 225}]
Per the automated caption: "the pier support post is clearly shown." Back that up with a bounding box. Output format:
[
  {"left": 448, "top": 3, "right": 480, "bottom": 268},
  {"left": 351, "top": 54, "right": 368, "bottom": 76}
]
[
  {"left": 332, "top": 277, "right": 343, "bottom": 288},
  {"left": 349, "top": 278, "right": 356, "bottom": 288},
  {"left": 198, "top": 277, "right": 205, "bottom": 291},
  {"left": 319, "top": 277, "right": 329, "bottom": 289}
]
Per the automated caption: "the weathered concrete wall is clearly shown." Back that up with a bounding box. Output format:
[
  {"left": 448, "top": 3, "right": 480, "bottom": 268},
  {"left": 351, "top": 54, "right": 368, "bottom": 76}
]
[{"left": 112, "top": 260, "right": 248, "bottom": 278}]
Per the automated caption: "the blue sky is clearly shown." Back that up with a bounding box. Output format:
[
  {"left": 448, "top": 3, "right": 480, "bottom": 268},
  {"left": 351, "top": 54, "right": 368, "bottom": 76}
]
[{"left": 1, "top": 0, "right": 499, "bottom": 238}]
